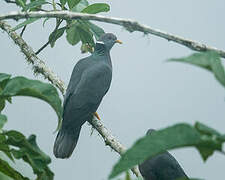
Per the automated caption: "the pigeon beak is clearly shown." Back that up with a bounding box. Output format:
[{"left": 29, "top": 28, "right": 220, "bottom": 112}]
[{"left": 115, "top": 40, "right": 123, "bottom": 44}]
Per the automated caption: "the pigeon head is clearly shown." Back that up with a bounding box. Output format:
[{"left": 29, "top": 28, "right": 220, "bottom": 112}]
[
  {"left": 146, "top": 129, "right": 156, "bottom": 135},
  {"left": 96, "top": 33, "right": 122, "bottom": 50}
]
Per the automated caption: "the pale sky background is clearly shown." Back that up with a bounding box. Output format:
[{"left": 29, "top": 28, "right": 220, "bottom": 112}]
[{"left": 0, "top": 0, "right": 225, "bottom": 180}]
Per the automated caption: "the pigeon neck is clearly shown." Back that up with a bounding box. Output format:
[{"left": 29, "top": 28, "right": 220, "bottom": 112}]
[{"left": 94, "top": 43, "right": 109, "bottom": 56}]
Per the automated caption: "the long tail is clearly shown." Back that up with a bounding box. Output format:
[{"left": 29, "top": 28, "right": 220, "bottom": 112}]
[{"left": 53, "top": 126, "right": 81, "bottom": 159}]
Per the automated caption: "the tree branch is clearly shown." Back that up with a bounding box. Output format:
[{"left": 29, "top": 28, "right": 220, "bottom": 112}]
[
  {"left": 0, "top": 20, "right": 141, "bottom": 178},
  {"left": 0, "top": 11, "right": 225, "bottom": 58},
  {"left": 0, "top": 21, "right": 66, "bottom": 95},
  {"left": 89, "top": 118, "right": 141, "bottom": 177}
]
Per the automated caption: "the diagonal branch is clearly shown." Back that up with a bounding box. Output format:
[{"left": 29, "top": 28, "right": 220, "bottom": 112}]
[
  {"left": 0, "top": 21, "right": 66, "bottom": 95},
  {"left": 0, "top": 20, "right": 141, "bottom": 178},
  {"left": 0, "top": 11, "right": 225, "bottom": 58}
]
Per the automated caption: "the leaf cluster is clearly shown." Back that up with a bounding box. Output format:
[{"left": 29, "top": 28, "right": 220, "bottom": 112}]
[
  {"left": 8, "top": 0, "right": 110, "bottom": 54},
  {"left": 0, "top": 72, "right": 64, "bottom": 179}
]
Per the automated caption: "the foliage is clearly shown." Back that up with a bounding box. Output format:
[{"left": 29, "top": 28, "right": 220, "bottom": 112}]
[
  {"left": 0, "top": 72, "right": 63, "bottom": 179},
  {"left": 2, "top": 1, "right": 225, "bottom": 180},
  {"left": 10, "top": 0, "right": 109, "bottom": 53},
  {"left": 109, "top": 122, "right": 225, "bottom": 178},
  {"left": 0, "top": 73, "right": 63, "bottom": 131},
  {"left": 168, "top": 51, "right": 225, "bottom": 87}
]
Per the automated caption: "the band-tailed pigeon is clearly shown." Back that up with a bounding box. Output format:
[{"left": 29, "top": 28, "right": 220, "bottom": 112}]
[
  {"left": 138, "top": 129, "right": 189, "bottom": 180},
  {"left": 53, "top": 33, "right": 122, "bottom": 159}
]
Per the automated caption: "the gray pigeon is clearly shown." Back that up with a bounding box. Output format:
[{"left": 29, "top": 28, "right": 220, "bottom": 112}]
[
  {"left": 54, "top": 33, "right": 122, "bottom": 159},
  {"left": 138, "top": 129, "right": 189, "bottom": 180}
]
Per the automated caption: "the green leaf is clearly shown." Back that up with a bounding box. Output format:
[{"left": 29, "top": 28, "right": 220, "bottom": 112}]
[
  {"left": 0, "top": 74, "right": 11, "bottom": 84},
  {"left": 49, "top": 27, "right": 66, "bottom": 47},
  {"left": 0, "top": 74, "right": 10, "bottom": 112},
  {"left": 0, "top": 114, "right": 7, "bottom": 129},
  {"left": 0, "top": 99, "right": 5, "bottom": 112},
  {"left": 15, "top": 0, "right": 26, "bottom": 8},
  {"left": 168, "top": 51, "right": 225, "bottom": 87},
  {"left": 42, "top": 17, "right": 51, "bottom": 27},
  {"left": 66, "top": 24, "right": 81, "bottom": 45},
  {"left": 12, "top": 18, "right": 39, "bottom": 31},
  {"left": 0, "top": 158, "right": 29, "bottom": 180},
  {"left": 77, "top": 24, "right": 95, "bottom": 47},
  {"left": 23, "top": 0, "right": 48, "bottom": 11},
  {"left": 0, "top": 76, "right": 62, "bottom": 131},
  {"left": 82, "top": 3, "right": 110, "bottom": 14},
  {"left": 0, "top": 73, "right": 11, "bottom": 92},
  {"left": 0, "top": 171, "right": 13, "bottom": 180},
  {"left": 84, "top": 21, "right": 104, "bottom": 40},
  {"left": 210, "top": 54, "right": 225, "bottom": 87},
  {"left": 109, "top": 123, "right": 224, "bottom": 178},
  {"left": 60, "top": 0, "right": 67, "bottom": 6},
  {"left": 195, "top": 122, "right": 221, "bottom": 137},
  {"left": 67, "top": 0, "right": 81, "bottom": 9},
  {"left": 71, "top": 0, "right": 88, "bottom": 12},
  {"left": 0, "top": 135, "right": 14, "bottom": 162},
  {"left": 5, "top": 131, "right": 53, "bottom": 180},
  {"left": 125, "top": 171, "right": 131, "bottom": 180}
]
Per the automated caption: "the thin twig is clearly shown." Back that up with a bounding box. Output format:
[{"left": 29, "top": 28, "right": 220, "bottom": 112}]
[
  {"left": 35, "top": 19, "right": 63, "bottom": 55},
  {"left": 35, "top": 41, "right": 50, "bottom": 55},
  {"left": 0, "top": 11, "right": 225, "bottom": 58},
  {"left": 0, "top": 20, "right": 141, "bottom": 177},
  {"left": 20, "top": 25, "right": 26, "bottom": 37}
]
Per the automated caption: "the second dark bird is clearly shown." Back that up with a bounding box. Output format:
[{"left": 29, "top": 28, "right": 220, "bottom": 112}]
[
  {"left": 54, "top": 33, "right": 122, "bottom": 159},
  {"left": 139, "top": 129, "right": 189, "bottom": 180}
]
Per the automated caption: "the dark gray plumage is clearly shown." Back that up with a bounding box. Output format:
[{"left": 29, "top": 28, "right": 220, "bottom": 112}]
[
  {"left": 54, "top": 33, "right": 122, "bottom": 159},
  {"left": 138, "top": 129, "right": 189, "bottom": 180}
]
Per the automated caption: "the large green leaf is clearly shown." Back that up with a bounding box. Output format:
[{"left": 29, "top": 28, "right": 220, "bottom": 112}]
[
  {"left": 71, "top": 0, "right": 88, "bottom": 12},
  {"left": 82, "top": 3, "right": 110, "bottom": 14},
  {"left": 0, "top": 74, "right": 11, "bottom": 85},
  {"left": 0, "top": 114, "right": 7, "bottom": 129},
  {"left": 77, "top": 24, "right": 95, "bottom": 47},
  {"left": 84, "top": 21, "right": 104, "bottom": 40},
  {"left": 0, "top": 158, "right": 29, "bottom": 180},
  {"left": 66, "top": 23, "right": 81, "bottom": 45},
  {"left": 5, "top": 131, "right": 54, "bottom": 180},
  {"left": 12, "top": 18, "right": 40, "bottom": 31},
  {"left": 168, "top": 51, "right": 225, "bottom": 87},
  {"left": 0, "top": 73, "right": 11, "bottom": 90},
  {"left": 49, "top": 27, "right": 66, "bottom": 47},
  {"left": 109, "top": 123, "right": 225, "bottom": 178},
  {"left": 67, "top": 0, "right": 81, "bottom": 9},
  {"left": 0, "top": 171, "right": 13, "bottom": 180},
  {"left": 23, "top": 0, "right": 48, "bottom": 11},
  {"left": 0, "top": 76, "right": 62, "bottom": 130}
]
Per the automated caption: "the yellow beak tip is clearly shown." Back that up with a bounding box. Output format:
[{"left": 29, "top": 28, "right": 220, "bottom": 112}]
[{"left": 115, "top": 40, "right": 123, "bottom": 44}]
